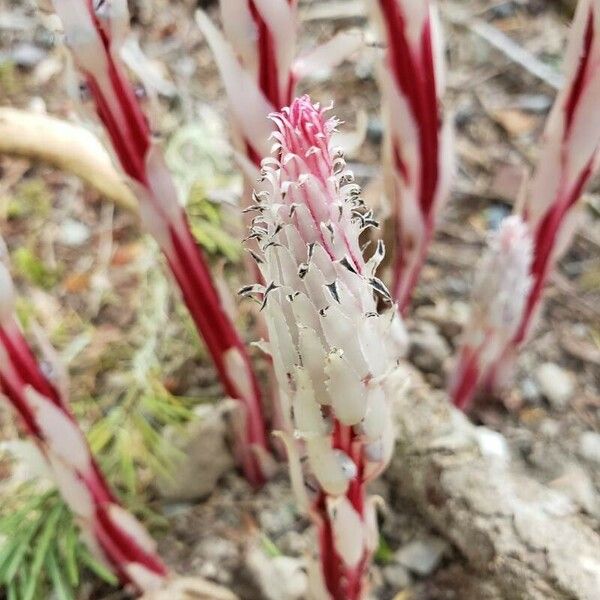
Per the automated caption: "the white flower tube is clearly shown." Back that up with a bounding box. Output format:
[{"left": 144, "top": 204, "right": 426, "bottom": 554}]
[{"left": 243, "top": 96, "right": 404, "bottom": 600}]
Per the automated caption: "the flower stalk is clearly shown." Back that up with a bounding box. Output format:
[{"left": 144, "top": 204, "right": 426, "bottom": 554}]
[
  {"left": 476, "top": 0, "right": 600, "bottom": 397},
  {"left": 372, "top": 0, "right": 454, "bottom": 313},
  {"left": 51, "top": 0, "right": 270, "bottom": 485},
  {"left": 448, "top": 217, "right": 533, "bottom": 411},
  {"left": 196, "top": 1, "right": 362, "bottom": 173},
  {"left": 243, "top": 97, "right": 403, "bottom": 600},
  {"left": 0, "top": 239, "right": 168, "bottom": 592},
  {"left": 513, "top": 0, "right": 600, "bottom": 347}
]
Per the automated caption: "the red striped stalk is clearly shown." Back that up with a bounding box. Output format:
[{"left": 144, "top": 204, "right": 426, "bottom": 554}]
[
  {"left": 514, "top": 0, "right": 600, "bottom": 346},
  {"left": 244, "top": 97, "right": 404, "bottom": 600},
  {"left": 489, "top": 0, "right": 600, "bottom": 392},
  {"left": 51, "top": 0, "right": 270, "bottom": 485},
  {"left": 0, "top": 246, "right": 168, "bottom": 592},
  {"left": 196, "top": 1, "right": 362, "bottom": 175},
  {"left": 196, "top": 2, "right": 362, "bottom": 438},
  {"left": 372, "top": 0, "right": 454, "bottom": 313}
]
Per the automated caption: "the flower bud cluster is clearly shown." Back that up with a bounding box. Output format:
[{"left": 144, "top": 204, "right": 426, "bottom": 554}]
[{"left": 449, "top": 217, "right": 533, "bottom": 410}]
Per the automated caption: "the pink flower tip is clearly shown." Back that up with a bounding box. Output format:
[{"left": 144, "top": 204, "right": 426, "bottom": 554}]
[{"left": 270, "top": 95, "right": 339, "bottom": 181}]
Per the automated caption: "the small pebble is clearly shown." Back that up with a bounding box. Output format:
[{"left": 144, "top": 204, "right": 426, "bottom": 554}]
[
  {"left": 409, "top": 322, "right": 451, "bottom": 374},
  {"left": 520, "top": 377, "right": 540, "bottom": 402},
  {"left": 474, "top": 427, "right": 509, "bottom": 461},
  {"left": 395, "top": 536, "right": 448, "bottom": 577},
  {"left": 535, "top": 363, "right": 575, "bottom": 410},
  {"left": 579, "top": 432, "right": 600, "bottom": 465},
  {"left": 60, "top": 219, "right": 90, "bottom": 247},
  {"left": 10, "top": 42, "right": 46, "bottom": 68},
  {"left": 383, "top": 564, "right": 412, "bottom": 589}
]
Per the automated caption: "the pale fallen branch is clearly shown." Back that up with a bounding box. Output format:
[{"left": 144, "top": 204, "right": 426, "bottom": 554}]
[
  {"left": 389, "top": 363, "right": 600, "bottom": 600},
  {"left": 0, "top": 107, "right": 137, "bottom": 212},
  {"left": 140, "top": 577, "right": 238, "bottom": 600}
]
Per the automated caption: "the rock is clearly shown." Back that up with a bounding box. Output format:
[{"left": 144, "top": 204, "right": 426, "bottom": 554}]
[
  {"left": 278, "top": 530, "right": 306, "bottom": 555},
  {"left": 395, "top": 536, "right": 448, "bottom": 577},
  {"left": 10, "top": 43, "right": 46, "bottom": 68},
  {"left": 535, "top": 363, "right": 575, "bottom": 410},
  {"left": 60, "top": 218, "right": 90, "bottom": 247},
  {"left": 520, "top": 377, "right": 540, "bottom": 402},
  {"left": 474, "top": 427, "right": 509, "bottom": 461},
  {"left": 550, "top": 466, "right": 599, "bottom": 517},
  {"left": 198, "top": 537, "right": 238, "bottom": 563},
  {"left": 539, "top": 419, "right": 560, "bottom": 439},
  {"left": 408, "top": 322, "right": 451, "bottom": 374},
  {"left": 247, "top": 546, "right": 307, "bottom": 600},
  {"left": 156, "top": 401, "right": 235, "bottom": 501},
  {"left": 258, "top": 503, "right": 296, "bottom": 536},
  {"left": 383, "top": 564, "right": 412, "bottom": 589},
  {"left": 579, "top": 432, "right": 600, "bottom": 465},
  {"left": 415, "top": 300, "right": 469, "bottom": 338},
  {"left": 140, "top": 576, "right": 238, "bottom": 600}
]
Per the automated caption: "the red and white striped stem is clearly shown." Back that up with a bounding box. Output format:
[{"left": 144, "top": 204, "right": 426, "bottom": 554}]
[
  {"left": 487, "top": 0, "right": 600, "bottom": 393},
  {"left": 0, "top": 250, "right": 168, "bottom": 592},
  {"left": 514, "top": 0, "right": 600, "bottom": 347},
  {"left": 197, "top": 0, "right": 362, "bottom": 174},
  {"left": 372, "top": 0, "right": 453, "bottom": 313},
  {"left": 52, "top": 0, "right": 270, "bottom": 485}
]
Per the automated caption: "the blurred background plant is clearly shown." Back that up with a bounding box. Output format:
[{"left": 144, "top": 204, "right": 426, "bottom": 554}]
[{"left": 0, "top": 95, "right": 243, "bottom": 600}]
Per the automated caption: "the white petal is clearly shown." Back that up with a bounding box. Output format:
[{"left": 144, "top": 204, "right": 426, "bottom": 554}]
[
  {"left": 290, "top": 294, "right": 321, "bottom": 333},
  {"left": 107, "top": 503, "right": 157, "bottom": 555},
  {"left": 306, "top": 437, "right": 352, "bottom": 496},
  {"left": 321, "top": 305, "right": 369, "bottom": 378},
  {"left": 360, "top": 386, "right": 388, "bottom": 441},
  {"left": 24, "top": 387, "right": 92, "bottom": 473},
  {"left": 325, "top": 350, "right": 366, "bottom": 426},
  {"left": 326, "top": 496, "right": 365, "bottom": 568},
  {"left": 298, "top": 326, "right": 330, "bottom": 405},
  {"left": 292, "top": 367, "right": 328, "bottom": 437},
  {"left": 124, "top": 563, "right": 165, "bottom": 592},
  {"left": 48, "top": 455, "right": 95, "bottom": 519}
]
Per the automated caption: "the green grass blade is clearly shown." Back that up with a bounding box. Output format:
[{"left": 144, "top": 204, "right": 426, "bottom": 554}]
[
  {"left": 46, "top": 548, "right": 74, "bottom": 600},
  {"left": 79, "top": 547, "right": 118, "bottom": 586},
  {"left": 3, "top": 521, "right": 40, "bottom": 582},
  {"left": 63, "top": 525, "right": 80, "bottom": 587},
  {"left": 22, "top": 504, "right": 62, "bottom": 600}
]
